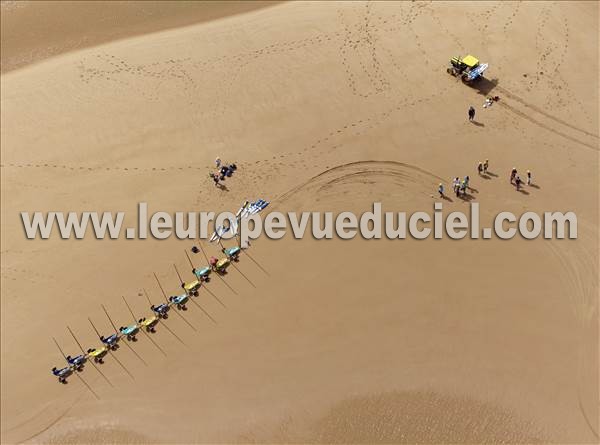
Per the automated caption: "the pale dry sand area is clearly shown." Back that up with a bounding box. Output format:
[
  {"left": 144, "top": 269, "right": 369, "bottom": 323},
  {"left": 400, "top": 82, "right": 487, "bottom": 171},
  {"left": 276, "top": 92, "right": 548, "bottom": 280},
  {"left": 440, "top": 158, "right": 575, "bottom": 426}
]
[{"left": 1, "top": 1, "right": 598, "bottom": 444}]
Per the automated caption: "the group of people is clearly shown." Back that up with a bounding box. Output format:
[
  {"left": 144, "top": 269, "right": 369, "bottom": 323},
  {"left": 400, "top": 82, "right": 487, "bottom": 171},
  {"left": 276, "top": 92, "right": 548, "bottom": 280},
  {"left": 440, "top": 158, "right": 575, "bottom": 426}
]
[
  {"left": 464, "top": 96, "right": 536, "bottom": 194},
  {"left": 477, "top": 160, "right": 490, "bottom": 175},
  {"left": 437, "top": 159, "right": 536, "bottom": 197},
  {"left": 210, "top": 157, "right": 238, "bottom": 187},
  {"left": 453, "top": 176, "right": 470, "bottom": 197},
  {"left": 510, "top": 167, "right": 532, "bottom": 191},
  {"left": 437, "top": 175, "right": 471, "bottom": 198}
]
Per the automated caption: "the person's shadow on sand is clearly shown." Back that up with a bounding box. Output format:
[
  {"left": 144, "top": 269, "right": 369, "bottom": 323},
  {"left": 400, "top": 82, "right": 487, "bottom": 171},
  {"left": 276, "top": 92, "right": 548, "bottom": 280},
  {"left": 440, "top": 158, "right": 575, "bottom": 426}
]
[
  {"left": 529, "top": 183, "right": 541, "bottom": 189},
  {"left": 471, "top": 121, "right": 485, "bottom": 127},
  {"left": 441, "top": 195, "right": 454, "bottom": 202},
  {"left": 485, "top": 171, "right": 499, "bottom": 177},
  {"left": 216, "top": 183, "right": 229, "bottom": 192},
  {"left": 517, "top": 188, "right": 530, "bottom": 195}
]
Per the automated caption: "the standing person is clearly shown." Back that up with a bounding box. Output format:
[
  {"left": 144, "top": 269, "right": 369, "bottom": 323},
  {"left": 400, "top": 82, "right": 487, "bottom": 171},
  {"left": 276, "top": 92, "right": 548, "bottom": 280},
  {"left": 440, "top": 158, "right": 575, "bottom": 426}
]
[
  {"left": 219, "top": 165, "right": 227, "bottom": 181},
  {"left": 215, "top": 157, "right": 221, "bottom": 169},
  {"left": 526, "top": 170, "right": 532, "bottom": 185},
  {"left": 464, "top": 175, "right": 470, "bottom": 190},
  {"left": 510, "top": 167, "right": 517, "bottom": 184},
  {"left": 468, "top": 106, "right": 476, "bottom": 121},
  {"left": 210, "top": 172, "right": 220, "bottom": 187},
  {"left": 515, "top": 175, "right": 522, "bottom": 191},
  {"left": 459, "top": 180, "right": 467, "bottom": 196},
  {"left": 453, "top": 177, "right": 460, "bottom": 196},
  {"left": 483, "top": 159, "right": 489, "bottom": 174},
  {"left": 477, "top": 162, "right": 483, "bottom": 175},
  {"left": 438, "top": 183, "right": 445, "bottom": 198}
]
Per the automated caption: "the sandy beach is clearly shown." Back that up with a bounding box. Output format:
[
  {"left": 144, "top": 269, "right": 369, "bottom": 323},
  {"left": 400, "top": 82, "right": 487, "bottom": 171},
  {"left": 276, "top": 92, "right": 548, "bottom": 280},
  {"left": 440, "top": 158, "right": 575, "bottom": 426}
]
[{"left": 1, "top": 1, "right": 598, "bottom": 443}]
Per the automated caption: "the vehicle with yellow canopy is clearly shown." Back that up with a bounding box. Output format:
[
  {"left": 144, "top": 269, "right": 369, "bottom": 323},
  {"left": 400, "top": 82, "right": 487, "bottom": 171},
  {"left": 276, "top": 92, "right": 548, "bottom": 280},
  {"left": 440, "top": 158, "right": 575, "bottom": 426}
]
[
  {"left": 447, "top": 54, "right": 489, "bottom": 83},
  {"left": 182, "top": 279, "right": 201, "bottom": 296},
  {"left": 86, "top": 345, "right": 108, "bottom": 363}
]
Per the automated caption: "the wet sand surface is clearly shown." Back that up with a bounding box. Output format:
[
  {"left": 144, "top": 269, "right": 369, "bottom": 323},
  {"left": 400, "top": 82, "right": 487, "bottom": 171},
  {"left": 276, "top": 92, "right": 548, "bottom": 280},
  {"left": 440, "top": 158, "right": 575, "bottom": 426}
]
[{"left": 1, "top": 1, "right": 279, "bottom": 73}]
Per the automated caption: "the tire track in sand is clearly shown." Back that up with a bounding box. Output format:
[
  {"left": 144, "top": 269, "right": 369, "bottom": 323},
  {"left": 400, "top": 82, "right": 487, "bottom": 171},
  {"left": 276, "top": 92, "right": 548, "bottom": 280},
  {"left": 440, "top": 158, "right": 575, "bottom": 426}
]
[
  {"left": 272, "top": 160, "right": 446, "bottom": 207},
  {"left": 545, "top": 228, "right": 599, "bottom": 441}
]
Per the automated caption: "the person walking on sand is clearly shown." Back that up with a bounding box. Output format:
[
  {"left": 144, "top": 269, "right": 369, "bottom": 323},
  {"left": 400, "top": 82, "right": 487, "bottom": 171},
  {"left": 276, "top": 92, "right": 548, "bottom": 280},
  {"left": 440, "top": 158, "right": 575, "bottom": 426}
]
[
  {"left": 438, "top": 183, "right": 445, "bottom": 198},
  {"left": 452, "top": 177, "right": 460, "bottom": 195},
  {"left": 526, "top": 170, "right": 532, "bottom": 185},
  {"left": 464, "top": 175, "right": 470, "bottom": 190},
  {"left": 483, "top": 159, "right": 489, "bottom": 174},
  {"left": 468, "top": 106, "right": 476, "bottom": 121},
  {"left": 459, "top": 180, "right": 467, "bottom": 196},
  {"left": 515, "top": 175, "right": 522, "bottom": 191},
  {"left": 477, "top": 162, "right": 483, "bottom": 175},
  {"left": 215, "top": 157, "right": 221, "bottom": 169},
  {"left": 210, "top": 172, "right": 220, "bottom": 187},
  {"left": 510, "top": 167, "right": 517, "bottom": 184}
]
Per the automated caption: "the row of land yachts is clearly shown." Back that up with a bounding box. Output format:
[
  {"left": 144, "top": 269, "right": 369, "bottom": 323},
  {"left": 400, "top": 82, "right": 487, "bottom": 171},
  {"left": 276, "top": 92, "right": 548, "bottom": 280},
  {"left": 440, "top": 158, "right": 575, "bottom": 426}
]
[{"left": 52, "top": 199, "right": 269, "bottom": 386}]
